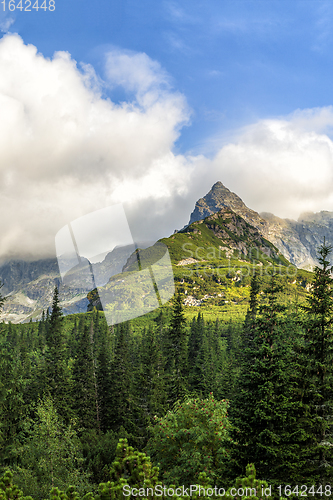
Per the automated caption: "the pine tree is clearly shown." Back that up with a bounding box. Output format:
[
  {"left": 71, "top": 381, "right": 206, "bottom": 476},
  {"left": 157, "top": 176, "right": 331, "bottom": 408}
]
[
  {"left": 166, "top": 293, "right": 188, "bottom": 404},
  {"left": 137, "top": 325, "right": 167, "bottom": 426},
  {"left": 96, "top": 438, "right": 159, "bottom": 498},
  {"left": 89, "top": 320, "right": 100, "bottom": 432},
  {"left": 37, "top": 310, "right": 46, "bottom": 351},
  {"left": 0, "top": 327, "right": 26, "bottom": 468},
  {"left": 44, "top": 287, "right": 70, "bottom": 421},
  {"left": 232, "top": 273, "right": 306, "bottom": 483},
  {"left": 188, "top": 313, "right": 203, "bottom": 363},
  {"left": 108, "top": 323, "right": 134, "bottom": 434},
  {"left": 97, "top": 325, "right": 113, "bottom": 433},
  {"left": 188, "top": 313, "right": 205, "bottom": 394},
  {"left": 301, "top": 240, "right": 333, "bottom": 482},
  {"left": 244, "top": 271, "right": 260, "bottom": 340},
  {"left": 146, "top": 394, "right": 232, "bottom": 487},
  {"left": 72, "top": 323, "right": 98, "bottom": 431}
]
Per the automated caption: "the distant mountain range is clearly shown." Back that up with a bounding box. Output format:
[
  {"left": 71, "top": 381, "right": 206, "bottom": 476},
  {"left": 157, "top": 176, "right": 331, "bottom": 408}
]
[{"left": 1, "top": 180, "right": 332, "bottom": 323}]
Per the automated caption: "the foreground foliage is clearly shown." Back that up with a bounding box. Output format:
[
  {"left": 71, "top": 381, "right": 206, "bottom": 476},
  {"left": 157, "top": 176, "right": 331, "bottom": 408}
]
[{"left": 0, "top": 440, "right": 288, "bottom": 500}]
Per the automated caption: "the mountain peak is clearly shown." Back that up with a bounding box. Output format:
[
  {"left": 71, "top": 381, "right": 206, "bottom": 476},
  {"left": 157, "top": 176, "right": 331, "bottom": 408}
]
[
  {"left": 188, "top": 181, "right": 250, "bottom": 225},
  {"left": 188, "top": 181, "right": 333, "bottom": 270},
  {"left": 211, "top": 181, "right": 225, "bottom": 188}
]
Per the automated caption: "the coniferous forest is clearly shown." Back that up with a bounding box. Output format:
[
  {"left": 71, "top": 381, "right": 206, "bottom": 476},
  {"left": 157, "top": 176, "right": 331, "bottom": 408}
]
[{"left": 1, "top": 243, "right": 333, "bottom": 499}]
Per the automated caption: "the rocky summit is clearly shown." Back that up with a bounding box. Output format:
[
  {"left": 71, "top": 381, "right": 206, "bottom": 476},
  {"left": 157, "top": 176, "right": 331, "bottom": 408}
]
[
  {"left": 189, "top": 181, "right": 333, "bottom": 269},
  {"left": 189, "top": 181, "right": 269, "bottom": 234}
]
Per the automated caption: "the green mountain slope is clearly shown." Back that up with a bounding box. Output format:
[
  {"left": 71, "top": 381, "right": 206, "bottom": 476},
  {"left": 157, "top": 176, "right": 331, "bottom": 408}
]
[
  {"left": 164, "top": 206, "right": 288, "bottom": 266},
  {"left": 88, "top": 206, "right": 313, "bottom": 325}
]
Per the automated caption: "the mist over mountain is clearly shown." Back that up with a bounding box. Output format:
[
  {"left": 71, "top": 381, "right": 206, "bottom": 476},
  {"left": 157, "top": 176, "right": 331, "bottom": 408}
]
[
  {"left": 1, "top": 180, "right": 332, "bottom": 323},
  {"left": 0, "top": 243, "right": 154, "bottom": 323}
]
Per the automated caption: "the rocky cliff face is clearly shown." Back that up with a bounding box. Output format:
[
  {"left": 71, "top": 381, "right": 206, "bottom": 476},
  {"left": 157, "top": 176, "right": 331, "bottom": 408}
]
[
  {"left": 258, "top": 213, "right": 317, "bottom": 269},
  {"left": 0, "top": 258, "right": 91, "bottom": 323},
  {"left": 190, "top": 207, "right": 279, "bottom": 260},
  {"left": 189, "top": 181, "right": 333, "bottom": 269},
  {"left": 0, "top": 258, "right": 60, "bottom": 296},
  {"left": 0, "top": 245, "right": 140, "bottom": 323},
  {"left": 189, "top": 182, "right": 269, "bottom": 232}
]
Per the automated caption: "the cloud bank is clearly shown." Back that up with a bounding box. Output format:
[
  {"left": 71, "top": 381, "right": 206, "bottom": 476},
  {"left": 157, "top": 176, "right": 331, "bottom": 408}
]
[
  {"left": 208, "top": 109, "right": 333, "bottom": 219},
  {"left": 1, "top": 34, "right": 333, "bottom": 260},
  {"left": 0, "top": 34, "right": 192, "bottom": 259}
]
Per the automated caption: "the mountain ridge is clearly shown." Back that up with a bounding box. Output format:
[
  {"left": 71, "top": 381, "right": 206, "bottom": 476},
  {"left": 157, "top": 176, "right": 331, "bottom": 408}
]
[
  {"left": 1, "top": 180, "right": 330, "bottom": 323},
  {"left": 189, "top": 181, "right": 333, "bottom": 269}
]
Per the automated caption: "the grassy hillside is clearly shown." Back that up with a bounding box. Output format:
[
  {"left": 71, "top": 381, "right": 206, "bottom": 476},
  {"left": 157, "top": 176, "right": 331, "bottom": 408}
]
[{"left": 86, "top": 207, "right": 314, "bottom": 326}]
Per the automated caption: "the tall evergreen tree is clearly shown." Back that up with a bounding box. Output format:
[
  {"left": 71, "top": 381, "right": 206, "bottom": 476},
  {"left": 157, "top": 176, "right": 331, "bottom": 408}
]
[
  {"left": 108, "top": 323, "right": 134, "bottom": 434},
  {"left": 137, "top": 325, "right": 167, "bottom": 426},
  {"left": 244, "top": 271, "right": 260, "bottom": 333},
  {"left": 72, "top": 324, "right": 97, "bottom": 431},
  {"left": 97, "top": 325, "right": 113, "bottom": 433},
  {"left": 44, "top": 287, "right": 70, "bottom": 421},
  {"left": 188, "top": 313, "right": 204, "bottom": 394},
  {"left": 301, "top": 240, "right": 333, "bottom": 482},
  {"left": 37, "top": 310, "right": 46, "bottom": 352},
  {"left": 0, "top": 330, "right": 26, "bottom": 468},
  {"left": 166, "top": 293, "right": 188, "bottom": 404},
  {"left": 232, "top": 273, "right": 306, "bottom": 483},
  {"left": 0, "top": 285, "right": 26, "bottom": 468}
]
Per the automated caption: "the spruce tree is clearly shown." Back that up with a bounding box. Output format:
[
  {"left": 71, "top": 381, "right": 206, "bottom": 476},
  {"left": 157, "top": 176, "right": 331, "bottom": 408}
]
[
  {"left": 0, "top": 329, "right": 26, "bottom": 467},
  {"left": 166, "top": 293, "right": 188, "bottom": 404},
  {"left": 188, "top": 313, "right": 205, "bottom": 394},
  {"left": 97, "top": 325, "right": 113, "bottom": 433},
  {"left": 72, "top": 323, "right": 98, "bottom": 431},
  {"left": 232, "top": 273, "right": 306, "bottom": 483},
  {"left": 44, "top": 287, "right": 70, "bottom": 421},
  {"left": 301, "top": 240, "right": 333, "bottom": 482},
  {"left": 244, "top": 271, "right": 260, "bottom": 339},
  {"left": 37, "top": 310, "right": 46, "bottom": 352},
  {"left": 108, "top": 323, "right": 134, "bottom": 434},
  {"left": 137, "top": 325, "right": 167, "bottom": 426}
]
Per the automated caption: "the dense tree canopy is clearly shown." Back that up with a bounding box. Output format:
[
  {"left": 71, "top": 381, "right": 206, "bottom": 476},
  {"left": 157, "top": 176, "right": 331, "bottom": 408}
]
[{"left": 0, "top": 245, "right": 333, "bottom": 495}]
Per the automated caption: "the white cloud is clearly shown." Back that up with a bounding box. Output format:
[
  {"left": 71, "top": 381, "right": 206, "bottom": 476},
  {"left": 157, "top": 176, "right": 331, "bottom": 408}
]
[
  {"left": 203, "top": 108, "right": 333, "bottom": 219},
  {"left": 1, "top": 33, "right": 333, "bottom": 261},
  {"left": 105, "top": 48, "right": 173, "bottom": 108},
  {"left": 0, "top": 34, "right": 192, "bottom": 259}
]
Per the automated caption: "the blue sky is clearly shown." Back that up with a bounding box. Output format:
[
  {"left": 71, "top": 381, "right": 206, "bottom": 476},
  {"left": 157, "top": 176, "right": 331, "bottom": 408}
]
[
  {"left": 4, "top": 0, "right": 331, "bottom": 154},
  {"left": 1, "top": 0, "right": 333, "bottom": 257}
]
